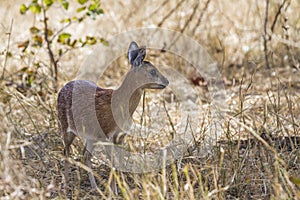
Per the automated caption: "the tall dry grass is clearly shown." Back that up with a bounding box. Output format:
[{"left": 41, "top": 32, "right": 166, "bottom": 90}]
[{"left": 0, "top": 0, "right": 299, "bottom": 199}]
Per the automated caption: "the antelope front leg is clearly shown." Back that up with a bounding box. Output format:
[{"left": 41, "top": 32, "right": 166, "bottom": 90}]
[{"left": 84, "top": 140, "right": 98, "bottom": 189}]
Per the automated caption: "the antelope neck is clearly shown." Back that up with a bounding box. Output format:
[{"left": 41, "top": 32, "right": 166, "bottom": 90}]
[{"left": 114, "top": 74, "right": 143, "bottom": 116}]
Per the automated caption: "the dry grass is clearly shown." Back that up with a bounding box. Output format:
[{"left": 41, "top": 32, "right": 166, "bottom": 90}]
[{"left": 1, "top": 0, "right": 300, "bottom": 199}]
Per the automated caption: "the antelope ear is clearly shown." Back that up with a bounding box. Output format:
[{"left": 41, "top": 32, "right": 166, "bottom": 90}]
[
  {"left": 128, "top": 41, "right": 139, "bottom": 65},
  {"left": 133, "top": 46, "right": 146, "bottom": 67}
]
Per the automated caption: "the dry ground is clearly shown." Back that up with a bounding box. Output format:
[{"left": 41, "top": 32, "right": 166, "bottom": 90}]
[{"left": 0, "top": 0, "right": 300, "bottom": 199}]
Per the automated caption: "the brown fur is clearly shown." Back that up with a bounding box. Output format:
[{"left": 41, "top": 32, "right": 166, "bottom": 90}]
[{"left": 57, "top": 42, "right": 169, "bottom": 192}]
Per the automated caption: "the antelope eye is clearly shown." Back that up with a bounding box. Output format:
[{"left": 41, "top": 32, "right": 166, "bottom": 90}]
[{"left": 150, "top": 69, "right": 157, "bottom": 76}]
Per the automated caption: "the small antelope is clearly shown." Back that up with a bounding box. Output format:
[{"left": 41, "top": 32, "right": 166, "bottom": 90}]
[{"left": 57, "top": 41, "right": 169, "bottom": 192}]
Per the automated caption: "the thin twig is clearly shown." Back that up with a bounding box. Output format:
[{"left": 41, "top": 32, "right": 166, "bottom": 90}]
[
  {"left": 192, "top": 0, "right": 210, "bottom": 35},
  {"left": 168, "top": 0, "right": 210, "bottom": 50},
  {"left": 157, "top": 0, "right": 186, "bottom": 27},
  {"left": 231, "top": 116, "right": 286, "bottom": 167},
  {"left": 50, "top": 21, "right": 72, "bottom": 42},
  {"left": 162, "top": 99, "right": 176, "bottom": 139},
  {"left": 270, "top": 0, "right": 287, "bottom": 33},
  {"left": 42, "top": 4, "right": 58, "bottom": 91},
  {"left": 1, "top": 19, "right": 13, "bottom": 80},
  {"left": 263, "top": 0, "right": 270, "bottom": 69},
  {"left": 14, "top": 93, "right": 40, "bottom": 134},
  {"left": 180, "top": 1, "right": 199, "bottom": 33},
  {"left": 56, "top": 47, "right": 78, "bottom": 62},
  {"left": 141, "top": 0, "right": 169, "bottom": 21}
]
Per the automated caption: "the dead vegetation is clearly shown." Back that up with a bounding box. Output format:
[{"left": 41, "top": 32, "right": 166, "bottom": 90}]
[{"left": 0, "top": 0, "right": 299, "bottom": 199}]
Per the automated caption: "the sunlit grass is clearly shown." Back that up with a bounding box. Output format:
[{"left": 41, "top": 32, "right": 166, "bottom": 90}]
[{"left": 0, "top": 0, "right": 300, "bottom": 199}]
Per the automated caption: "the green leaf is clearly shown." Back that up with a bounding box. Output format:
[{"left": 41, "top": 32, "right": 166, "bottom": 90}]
[
  {"left": 58, "top": 33, "right": 71, "bottom": 44},
  {"left": 60, "top": 18, "right": 71, "bottom": 23},
  {"left": 61, "top": 1, "right": 69, "bottom": 10},
  {"left": 43, "top": 0, "right": 53, "bottom": 7},
  {"left": 20, "top": 4, "right": 28, "bottom": 14},
  {"left": 77, "top": 0, "right": 88, "bottom": 5},
  {"left": 87, "top": 3, "right": 103, "bottom": 19},
  {"left": 58, "top": 48, "right": 63, "bottom": 56},
  {"left": 29, "top": 3, "right": 42, "bottom": 14},
  {"left": 59, "top": 33, "right": 71, "bottom": 39},
  {"left": 27, "top": 74, "right": 35, "bottom": 86},
  {"left": 88, "top": 3, "right": 97, "bottom": 11},
  {"left": 99, "top": 38, "right": 109, "bottom": 46},
  {"left": 20, "top": 67, "right": 29, "bottom": 72},
  {"left": 96, "top": 8, "right": 104, "bottom": 15},
  {"left": 30, "top": 26, "right": 40, "bottom": 34},
  {"left": 32, "top": 35, "right": 43, "bottom": 47},
  {"left": 76, "top": 6, "right": 86, "bottom": 13},
  {"left": 86, "top": 36, "right": 96, "bottom": 45},
  {"left": 47, "top": 29, "right": 53, "bottom": 37},
  {"left": 78, "top": 17, "right": 84, "bottom": 22}
]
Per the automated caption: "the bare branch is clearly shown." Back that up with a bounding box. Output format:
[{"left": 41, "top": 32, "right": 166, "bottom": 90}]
[
  {"left": 50, "top": 21, "right": 72, "bottom": 43},
  {"left": 42, "top": 4, "right": 58, "bottom": 91},
  {"left": 180, "top": 1, "right": 200, "bottom": 33},
  {"left": 157, "top": 0, "right": 186, "bottom": 27},
  {"left": 192, "top": 0, "right": 211, "bottom": 35},
  {"left": 1, "top": 19, "right": 13, "bottom": 80},
  {"left": 271, "top": 0, "right": 288, "bottom": 33},
  {"left": 142, "top": 0, "right": 169, "bottom": 21},
  {"left": 263, "top": 0, "right": 270, "bottom": 69}
]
